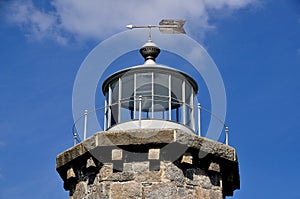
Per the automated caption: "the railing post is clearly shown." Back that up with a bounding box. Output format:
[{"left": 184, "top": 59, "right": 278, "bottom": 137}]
[
  {"left": 104, "top": 99, "right": 107, "bottom": 131},
  {"left": 197, "top": 103, "right": 201, "bottom": 137},
  {"left": 83, "top": 109, "right": 88, "bottom": 140},
  {"left": 73, "top": 133, "right": 77, "bottom": 146},
  {"left": 138, "top": 96, "right": 142, "bottom": 128},
  {"left": 225, "top": 126, "right": 229, "bottom": 145}
]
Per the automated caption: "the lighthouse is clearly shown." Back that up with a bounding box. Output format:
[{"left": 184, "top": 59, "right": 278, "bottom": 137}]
[{"left": 56, "top": 21, "right": 240, "bottom": 199}]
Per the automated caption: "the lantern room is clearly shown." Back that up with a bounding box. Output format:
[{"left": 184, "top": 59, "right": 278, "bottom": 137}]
[{"left": 102, "top": 40, "right": 198, "bottom": 134}]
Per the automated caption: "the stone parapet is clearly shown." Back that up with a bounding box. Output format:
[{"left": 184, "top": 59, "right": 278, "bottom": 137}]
[{"left": 56, "top": 129, "right": 239, "bottom": 198}]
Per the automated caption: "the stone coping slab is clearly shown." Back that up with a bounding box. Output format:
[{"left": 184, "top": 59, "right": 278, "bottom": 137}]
[{"left": 57, "top": 129, "right": 237, "bottom": 168}]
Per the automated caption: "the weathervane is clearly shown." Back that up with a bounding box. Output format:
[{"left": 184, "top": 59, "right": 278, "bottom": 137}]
[{"left": 126, "top": 19, "right": 186, "bottom": 41}]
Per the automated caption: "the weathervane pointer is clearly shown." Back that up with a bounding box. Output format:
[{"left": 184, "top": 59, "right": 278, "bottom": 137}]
[{"left": 126, "top": 19, "right": 186, "bottom": 41}]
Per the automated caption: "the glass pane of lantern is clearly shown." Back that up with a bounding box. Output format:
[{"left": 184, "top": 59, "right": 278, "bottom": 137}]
[
  {"left": 136, "top": 73, "right": 152, "bottom": 97},
  {"left": 185, "top": 105, "right": 192, "bottom": 128},
  {"left": 177, "top": 106, "right": 183, "bottom": 123},
  {"left": 136, "top": 73, "right": 152, "bottom": 112},
  {"left": 121, "top": 101, "right": 133, "bottom": 122},
  {"left": 153, "top": 95, "right": 168, "bottom": 110},
  {"left": 141, "top": 96, "right": 152, "bottom": 113},
  {"left": 171, "top": 101, "right": 182, "bottom": 122},
  {"left": 110, "top": 104, "right": 118, "bottom": 126},
  {"left": 153, "top": 96, "right": 168, "bottom": 119},
  {"left": 121, "top": 75, "right": 134, "bottom": 100},
  {"left": 104, "top": 91, "right": 109, "bottom": 129},
  {"left": 121, "top": 75, "right": 134, "bottom": 111},
  {"left": 171, "top": 76, "right": 183, "bottom": 102},
  {"left": 154, "top": 73, "right": 169, "bottom": 112},
  {"left": 135, "top": 96, "right": 151, "bottom": 119},
  {"left": 185, "top": 81, "right": 192, "bottom": 105},
  {"left": 154, "top": 73, "right": 169, "bottom": 96},
  {"left": 111, "top": 81, "right": 119, "bottom": 103}
]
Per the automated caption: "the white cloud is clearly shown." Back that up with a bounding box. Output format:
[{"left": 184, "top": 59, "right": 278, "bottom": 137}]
[
  {"left": 5, "top": 0, "right": 257, "bottom": 44},
  {"left": 204, "top": 0, "right": 256, "bottom": 9},
  {"left": 6, "top": 1, "right": 67, "bottom": 44}
]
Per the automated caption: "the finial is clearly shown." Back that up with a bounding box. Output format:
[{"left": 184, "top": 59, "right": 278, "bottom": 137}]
[{"left": 139, "top": 41, "right": 160, "bottom": 63}]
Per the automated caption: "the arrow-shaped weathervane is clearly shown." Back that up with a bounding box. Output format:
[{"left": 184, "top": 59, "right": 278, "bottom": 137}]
[{"left": 126, "top": 19, "right": 186, "bottom": 40}]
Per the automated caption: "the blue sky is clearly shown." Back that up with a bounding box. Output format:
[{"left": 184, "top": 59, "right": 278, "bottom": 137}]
[{"left": 1, "top": 0, "right": 300, "bottom": 198}]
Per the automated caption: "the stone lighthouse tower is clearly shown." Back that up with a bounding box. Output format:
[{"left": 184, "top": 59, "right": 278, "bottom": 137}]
[{"left": 56, "top": 22, "right": 240, "bottom": 199}]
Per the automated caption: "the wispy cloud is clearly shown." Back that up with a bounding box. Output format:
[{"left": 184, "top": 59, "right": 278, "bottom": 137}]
[
  {"left": 5, "top": 0, "right": 257, "bottom": 44},
  {"left": 5, "top": 1, "right": 67, "bottom": 44},
  {"left": 204, "top": 0, "right": 256, "bottom": 9}
]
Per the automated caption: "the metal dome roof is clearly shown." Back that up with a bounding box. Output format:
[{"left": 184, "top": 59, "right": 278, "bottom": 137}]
[{"left": 102, "top": 63, "right": 198, "bottom": 94}]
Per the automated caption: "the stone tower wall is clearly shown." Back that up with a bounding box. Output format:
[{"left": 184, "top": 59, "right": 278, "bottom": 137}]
[
  {"left": 70, "top": 159, "right": 223, "bottom": 199},
  {"left": 56, "top": 129, "right": 239, "bottom": 199}
]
